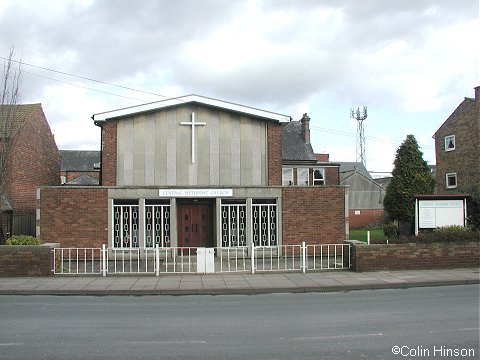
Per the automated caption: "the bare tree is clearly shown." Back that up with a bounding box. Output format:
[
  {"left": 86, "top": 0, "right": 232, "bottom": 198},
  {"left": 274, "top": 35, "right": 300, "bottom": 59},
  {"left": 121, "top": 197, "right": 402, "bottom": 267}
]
[{"left": 0, "top": 47, "right": 22, "bottom": 243}]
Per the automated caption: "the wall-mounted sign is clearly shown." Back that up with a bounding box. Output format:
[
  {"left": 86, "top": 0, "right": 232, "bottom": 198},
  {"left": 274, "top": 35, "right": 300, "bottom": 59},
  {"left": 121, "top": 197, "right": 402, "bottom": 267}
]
[{"left": 159, "top": 189, "right": 233, "bottom": 198}]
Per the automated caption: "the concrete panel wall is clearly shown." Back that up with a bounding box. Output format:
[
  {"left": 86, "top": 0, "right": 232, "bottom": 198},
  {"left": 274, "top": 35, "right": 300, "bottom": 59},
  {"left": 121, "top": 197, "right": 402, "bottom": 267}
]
[{"left": 116, "top": 104, "right": 268, "bottom": 187}]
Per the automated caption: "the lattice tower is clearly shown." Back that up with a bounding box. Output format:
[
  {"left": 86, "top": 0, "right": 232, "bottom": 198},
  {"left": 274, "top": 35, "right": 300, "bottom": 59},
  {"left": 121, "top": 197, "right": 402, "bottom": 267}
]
[{"left": 350, "top": 106, "right": 368, "bottom": 167}]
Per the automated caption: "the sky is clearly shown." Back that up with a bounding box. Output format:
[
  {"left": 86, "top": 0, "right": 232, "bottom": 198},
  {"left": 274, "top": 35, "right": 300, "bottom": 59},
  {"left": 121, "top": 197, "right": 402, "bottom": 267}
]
[{"left": 1, "top": 0, "right": 478, "bottom": 176}]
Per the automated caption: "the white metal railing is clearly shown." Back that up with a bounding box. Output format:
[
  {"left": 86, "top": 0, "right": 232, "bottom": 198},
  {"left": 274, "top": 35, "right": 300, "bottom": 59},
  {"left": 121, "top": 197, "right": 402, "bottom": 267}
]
[
  {"left": 53, "top": 247, "right": 103, "bottom": 275},
  {"left": 305, "top": 244, "right": 350, "bottom": 271},
  {"left": 53, "top": 243, "right": 350, "bottom": 276}
]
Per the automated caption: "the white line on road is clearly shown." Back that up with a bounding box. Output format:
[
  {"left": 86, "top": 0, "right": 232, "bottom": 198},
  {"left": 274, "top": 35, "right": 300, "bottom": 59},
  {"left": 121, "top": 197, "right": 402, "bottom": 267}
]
[{"left": 282, "top": 333, "right": 384, "bottom": 341}]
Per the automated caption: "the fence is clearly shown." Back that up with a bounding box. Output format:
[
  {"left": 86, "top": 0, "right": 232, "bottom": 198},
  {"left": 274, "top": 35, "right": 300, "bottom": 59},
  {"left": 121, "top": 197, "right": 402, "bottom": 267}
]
[{"left": 53, "top": 243, "right": 350, "bottom": 276}]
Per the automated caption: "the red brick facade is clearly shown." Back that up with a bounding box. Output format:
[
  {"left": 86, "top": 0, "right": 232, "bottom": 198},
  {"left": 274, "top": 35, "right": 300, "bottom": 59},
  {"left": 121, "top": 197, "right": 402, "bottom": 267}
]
[
  {"left": 434, "top": 86, "right": 480, "bottom": 193},
  {"left": 100, "top": 121, "right": 117, "bottom": 186},
  {"left": 5, "top": 105, "right": 60, "bottom": 215},
  {"left": 282, "top": 186, "right": 347, "bottom": 244},
  {"left": 267, "top": 122, "right": 282, "bottom": 186},
  {"left": 38, "top": 187, "right": 108, "bottom": 247}
]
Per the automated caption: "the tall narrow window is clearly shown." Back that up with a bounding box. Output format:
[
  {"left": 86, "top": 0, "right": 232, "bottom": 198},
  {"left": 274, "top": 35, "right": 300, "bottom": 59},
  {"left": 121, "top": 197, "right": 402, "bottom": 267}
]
[
  {"left": 282, "top": 168, "right": 293, "bottom": 186},
  {"left": 221, "top": 199, "right": 247, "bottom": 247},
  {"left": 144, "top": 199, "right": 170, "bottom": 248},
  {"left": 313, "top": 168, "right": 325, "bottom": 185},
  {"left": 297, "top": 168, "right": 309, "bottom": 186},
  {"left": 252, "top": 199, "right": 277, "bottom": 247},
  {"left": 444, "top": 135, "right": 455, "bottom": 151},
  {"left": 446, "top": 173, "right": 457, "bottom": 189},
  {"left": 113, "top": 200, "right": 139, "bottom": 248}
]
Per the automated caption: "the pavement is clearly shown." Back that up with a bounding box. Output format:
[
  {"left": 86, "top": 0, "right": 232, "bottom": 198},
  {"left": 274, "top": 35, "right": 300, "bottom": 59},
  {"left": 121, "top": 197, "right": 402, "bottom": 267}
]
[{"left": 0, "top": 268, "right": 478, "bottom": 295}]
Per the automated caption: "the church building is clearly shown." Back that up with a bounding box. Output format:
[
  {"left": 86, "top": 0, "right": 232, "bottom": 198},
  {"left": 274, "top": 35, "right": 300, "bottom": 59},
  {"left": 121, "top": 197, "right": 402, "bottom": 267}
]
[{"left": 37, "top": 95, "right": 348, "bottom": 249}]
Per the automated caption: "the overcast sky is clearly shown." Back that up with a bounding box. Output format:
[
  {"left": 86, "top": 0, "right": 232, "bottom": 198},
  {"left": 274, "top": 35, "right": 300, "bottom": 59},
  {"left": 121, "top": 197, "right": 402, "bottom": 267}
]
[{"left": 1, "top": 0, "right": 478, "bottom": 175}]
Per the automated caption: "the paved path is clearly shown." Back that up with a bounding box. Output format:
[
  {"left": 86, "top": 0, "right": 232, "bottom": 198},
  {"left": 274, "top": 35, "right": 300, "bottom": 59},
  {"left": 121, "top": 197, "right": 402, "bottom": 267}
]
[{"left": 0, "top": 268, "right": 478, "bottom": 295}]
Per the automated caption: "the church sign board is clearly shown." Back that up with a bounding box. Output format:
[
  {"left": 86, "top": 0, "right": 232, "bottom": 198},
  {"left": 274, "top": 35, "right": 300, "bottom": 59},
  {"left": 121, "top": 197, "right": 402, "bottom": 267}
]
[{"left": 415, "top": 195, "right": 468, "bottom": 235}]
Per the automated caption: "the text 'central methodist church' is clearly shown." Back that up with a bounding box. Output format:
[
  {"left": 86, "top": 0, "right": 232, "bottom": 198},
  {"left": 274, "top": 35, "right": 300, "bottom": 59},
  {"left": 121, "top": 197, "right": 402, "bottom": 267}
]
[{"left": 37, "top": 95, "right": 349, "bottom": 249}]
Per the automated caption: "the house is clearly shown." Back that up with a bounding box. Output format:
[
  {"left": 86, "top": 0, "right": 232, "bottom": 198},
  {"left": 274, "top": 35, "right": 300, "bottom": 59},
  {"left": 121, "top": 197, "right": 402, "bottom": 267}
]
[
  {"left": 339, "top": 162, "right": 386, "bottom": 229},
  {"left": 434, "top": 86, "right": 480, "bottom": 193},
  {"left": 60, "top": 150, "right": 100, "bottom": 185},
  {"left": 37, "top": 95, "right": 348, "bottom": 249},
  {"left": 0, "top": 103, "right": 60, "bottom": 240}
]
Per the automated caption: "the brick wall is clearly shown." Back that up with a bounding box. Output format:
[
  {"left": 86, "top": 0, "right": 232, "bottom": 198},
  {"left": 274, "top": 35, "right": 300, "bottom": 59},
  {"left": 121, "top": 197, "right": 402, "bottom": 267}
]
[
  {"left": 38, "top": 187, "right": 108, "bottom": 248},
  {"left": 268, "top": 122, "right": 282, "bottom": 186},
  {"left": 101, "top": 121, "right": 117, "bottom": 186},
  {"left": 282, "top": 186, "right": 347, "bottom": 245},
  {"left": 435, "top": 90, "right": 479, "bottom": 193},
  {"left": 7, "top": 106, "right": 60, "bottom": 215},
  {"left": 0, "top": 245, "right": 55, "bottom": 276},
  {"left": 349, "top": 209, "right": 385, "bottom": 229},
  {"left": 345, "top": 240, "right": 480, "bottom": 271}
]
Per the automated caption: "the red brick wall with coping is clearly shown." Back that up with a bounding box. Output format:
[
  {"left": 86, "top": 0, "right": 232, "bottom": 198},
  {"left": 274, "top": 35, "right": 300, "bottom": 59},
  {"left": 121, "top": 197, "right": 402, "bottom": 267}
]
[
  {"left": 38, "top": 187, "right": 108, "bottom": 248},
  {"left": 282, "top": 186, "right": 347, "bottom": 245}
]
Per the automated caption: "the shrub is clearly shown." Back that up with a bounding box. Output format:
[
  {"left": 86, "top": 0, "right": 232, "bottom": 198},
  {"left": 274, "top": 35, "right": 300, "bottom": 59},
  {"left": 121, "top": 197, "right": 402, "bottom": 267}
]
[
  {"left": 383, "top": 223, "right": 398, "bottom": 239},
  {"left": 5, "top": 235, "right": 40, "bottom": 245}
]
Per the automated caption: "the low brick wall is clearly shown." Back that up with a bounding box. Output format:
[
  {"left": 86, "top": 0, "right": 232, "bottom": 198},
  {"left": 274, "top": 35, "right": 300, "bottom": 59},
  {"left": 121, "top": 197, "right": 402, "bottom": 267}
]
[
  {"left": 0, "top": 244, "right": 57, "bottom": 276},
  {"left": 344, "top": 240, "right": 480, "bottom": 272}
]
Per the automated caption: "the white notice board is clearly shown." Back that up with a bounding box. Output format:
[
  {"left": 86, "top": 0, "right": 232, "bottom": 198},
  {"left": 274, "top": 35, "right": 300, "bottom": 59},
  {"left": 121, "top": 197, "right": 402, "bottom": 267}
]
[{"left": 418, "top": 200, "right": 465, "bottom": 229}]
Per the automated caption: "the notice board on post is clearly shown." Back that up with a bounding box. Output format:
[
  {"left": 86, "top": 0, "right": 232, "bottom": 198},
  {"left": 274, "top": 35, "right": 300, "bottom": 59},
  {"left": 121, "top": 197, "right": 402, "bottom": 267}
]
[{"left": 415, "top": 195, "right": 467, "bottom": 235}]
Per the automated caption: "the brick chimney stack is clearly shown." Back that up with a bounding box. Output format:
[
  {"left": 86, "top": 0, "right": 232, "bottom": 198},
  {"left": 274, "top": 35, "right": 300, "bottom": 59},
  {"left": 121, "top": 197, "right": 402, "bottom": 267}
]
[
  {"left": 474, "top": 85, "right": 480, "bottom": 102},
  {"left": 301, "top": 113, "right": 311, "bottom": 144}
]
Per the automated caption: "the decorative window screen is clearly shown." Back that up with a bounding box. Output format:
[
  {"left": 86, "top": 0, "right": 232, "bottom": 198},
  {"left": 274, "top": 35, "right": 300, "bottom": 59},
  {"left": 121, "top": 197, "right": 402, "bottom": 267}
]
[
  {"left": 252, "top": 200, "right": 277, "bottom": 247},
  {"left": 221, "top": 200, "right": 247, "bottom": 247},
  {"left": 113, "top": 200, "right": 139, "bottom": 248},
  {"left": 144, "top": 200, "right": 170, "bottom": 248}
]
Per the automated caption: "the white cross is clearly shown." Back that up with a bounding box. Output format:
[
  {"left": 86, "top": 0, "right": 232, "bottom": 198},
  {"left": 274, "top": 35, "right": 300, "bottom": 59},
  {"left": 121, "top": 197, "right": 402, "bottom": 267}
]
[{"left": 180, "top": 112, "right": 206, "bottom": 163}]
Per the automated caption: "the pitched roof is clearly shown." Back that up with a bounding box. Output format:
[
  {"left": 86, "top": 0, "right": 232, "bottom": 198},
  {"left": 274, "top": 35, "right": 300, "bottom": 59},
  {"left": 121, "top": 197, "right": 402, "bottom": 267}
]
[
  {"left": 0, "top": 103, "right": 42, "bottom": 138},
  {"left": 281, "top": 121, "right": 316, "bottom": 162},
  {"left": 92, "top": 94, "right": 292, "bottom": 123},
  {"left": 338, "top": 162, "right": 372, "bottom": 181},
  {"left": 433, "top": 97, "right": 476, "bottom": 137},
  {"left": 60, "top": 150, "right": 100, "bottom": 171}
]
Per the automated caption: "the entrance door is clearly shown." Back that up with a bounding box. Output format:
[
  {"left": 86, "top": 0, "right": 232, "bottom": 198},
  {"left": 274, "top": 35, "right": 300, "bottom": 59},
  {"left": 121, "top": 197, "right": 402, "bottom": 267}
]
[{"left": 178, "top": 203, "right": 213, "bottom": 248}]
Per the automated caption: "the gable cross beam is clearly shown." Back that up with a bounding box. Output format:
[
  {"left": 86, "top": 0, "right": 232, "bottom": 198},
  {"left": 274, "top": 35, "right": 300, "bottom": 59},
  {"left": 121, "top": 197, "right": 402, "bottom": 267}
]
[{"left": 180, "top": 112, "right": 206, "bottom": 163}]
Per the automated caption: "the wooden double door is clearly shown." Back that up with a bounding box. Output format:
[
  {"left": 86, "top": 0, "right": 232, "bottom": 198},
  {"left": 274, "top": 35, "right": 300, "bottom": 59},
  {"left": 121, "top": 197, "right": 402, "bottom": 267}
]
[{"left": 177, "top": 202, "right": 213, "bottom": 248}]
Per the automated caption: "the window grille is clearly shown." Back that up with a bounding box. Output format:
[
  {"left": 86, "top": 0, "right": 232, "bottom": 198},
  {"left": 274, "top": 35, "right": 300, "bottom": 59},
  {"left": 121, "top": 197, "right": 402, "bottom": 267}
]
[
  {"left": 144, "top": 200, "right": 170, "bottom": 248},
  {"left": 113, "top": 200, "right": 139, "bottom": 248},
  {"left": 221, "top": 200, "right": 247, "bottom": 247},
  {"left": 252, "top": 200, "right": 277, "bottom": 247}
]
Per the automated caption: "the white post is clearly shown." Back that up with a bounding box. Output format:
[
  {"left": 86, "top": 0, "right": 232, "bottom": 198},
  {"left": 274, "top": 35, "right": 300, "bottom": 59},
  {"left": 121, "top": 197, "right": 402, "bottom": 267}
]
[
  {"left": 155, "top": 244, "right": 160, "bottom": 277},
  {"left": 102, "top": 244, "right": 107, "bottom": 277},
  {"left": 251, "top": 242, "right": 255, "bottom": 275},
  {"left": 302, "top": 241, "right": 306, "bottom": 273},
  {"left": 367, "top": 231, "right": 370, "bottom": 245}
]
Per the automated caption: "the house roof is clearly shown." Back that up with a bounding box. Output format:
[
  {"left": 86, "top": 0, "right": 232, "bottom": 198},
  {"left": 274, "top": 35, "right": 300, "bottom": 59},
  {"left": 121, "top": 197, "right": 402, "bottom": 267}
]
[
  {"left": 60, "top": 150, "right": 100, "bottom": 171},
  {"left": 0, "top": 103, "right": 42, "bottom": 138},
  {"left": 92, "top": 94, "right": 292, "bottom": 123},
  {"left": 338, "top": 162, "right": 372, "bottom": 181},
  {"left": 282, "top": 121, "right": 316, "bottom": 162},
  {"left": 65, "top": 174, "right": 99, "bottom": 186}
]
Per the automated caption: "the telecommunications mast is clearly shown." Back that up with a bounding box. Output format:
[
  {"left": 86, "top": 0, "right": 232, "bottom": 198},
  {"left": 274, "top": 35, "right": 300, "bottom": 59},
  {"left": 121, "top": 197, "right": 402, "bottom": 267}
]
[{"left": 351, "top": 106, "right": 368, "bottom": 167}]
